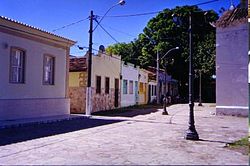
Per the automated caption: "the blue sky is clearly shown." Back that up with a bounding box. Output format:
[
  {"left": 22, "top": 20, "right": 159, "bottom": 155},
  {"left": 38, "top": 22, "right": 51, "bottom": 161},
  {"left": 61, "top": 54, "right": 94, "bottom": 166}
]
[{"left": 0, "top": 0, "right": 240, "bottom": 56}]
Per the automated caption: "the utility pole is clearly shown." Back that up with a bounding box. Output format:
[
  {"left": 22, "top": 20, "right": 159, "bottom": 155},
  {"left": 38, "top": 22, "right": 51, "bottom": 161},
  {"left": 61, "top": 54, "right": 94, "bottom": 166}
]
[
  {"left": 156, "top": 49, "right": 160, "bottom": 104},
  {"left": 86, "top": 10, "right": 93, "bottom": 116}
]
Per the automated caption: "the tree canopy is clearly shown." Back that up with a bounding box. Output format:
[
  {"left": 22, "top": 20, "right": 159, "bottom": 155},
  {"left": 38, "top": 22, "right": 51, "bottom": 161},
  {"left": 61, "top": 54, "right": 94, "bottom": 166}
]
[{"left": 106, "top": 5, "right": 218, "bottom": 101}]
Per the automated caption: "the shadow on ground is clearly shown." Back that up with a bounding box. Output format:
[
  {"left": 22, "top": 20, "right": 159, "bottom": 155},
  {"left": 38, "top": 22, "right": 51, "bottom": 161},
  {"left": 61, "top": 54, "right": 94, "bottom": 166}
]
[
  {"left": 92, "top": 107, "right": 160, "bottom": 117},
  {"left": 0, "top": 118, "right": 124, "bottom": 146}
]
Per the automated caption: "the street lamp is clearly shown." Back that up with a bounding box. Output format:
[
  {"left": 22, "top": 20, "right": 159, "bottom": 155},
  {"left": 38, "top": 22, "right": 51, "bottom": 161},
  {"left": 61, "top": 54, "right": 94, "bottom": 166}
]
[
  {"left": 198, "top": 70, "right": 202, "bottom": 106},
  {"left": 85, "top": 1, "right": 125, "bottom": 116},
  {"left": 161, "top": 47, "right": 179, "bottom": 115},
  {"left": 185, "top": 12, "right": 199, "bottom": 140}
]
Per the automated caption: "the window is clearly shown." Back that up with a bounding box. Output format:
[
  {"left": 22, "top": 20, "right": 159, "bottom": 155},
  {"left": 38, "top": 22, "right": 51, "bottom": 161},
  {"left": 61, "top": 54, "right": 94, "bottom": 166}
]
[
  {"left": 10, "top": 48, "right": 25, "bottom": 83},
  {"left": 154, "top": 85, "right": 157, "bottom": 96},
  {"left": 129, "top": 80, "right": 133, "bottom": 94},
  {"left": 43, "top": 55, "right": 55, "bottom": 85},
  {"left": 123, "top": 80, "right": 128, "bottom": 94},
  {"left": 105, "top": 77, "right": 110, "bottom": 94},
  {"left": 135, "top": 81, "right": 138, "bottom": 94},
  {"left": 96, "top": 76, "right": 101, "bottom": 94}
]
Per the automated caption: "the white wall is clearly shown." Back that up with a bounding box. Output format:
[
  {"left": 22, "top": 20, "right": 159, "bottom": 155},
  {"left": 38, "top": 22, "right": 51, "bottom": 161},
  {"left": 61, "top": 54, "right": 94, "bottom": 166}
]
[
  {"left": 121, "top": 62, "right": 139, "bottom": 107},
  {"left": 216, "top": 24, "right": 248, "bottom": 116},
  {"left": 0, "top": 31, "right": 67, "bottom": 99}
]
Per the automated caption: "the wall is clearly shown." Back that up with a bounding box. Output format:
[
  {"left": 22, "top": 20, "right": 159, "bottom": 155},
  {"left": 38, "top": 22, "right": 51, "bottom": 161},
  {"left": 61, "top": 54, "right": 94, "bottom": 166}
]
[
  {"left": 216, "top": 24, "right": 248, "bottom": 116},
  {"left": 91, "top": 53, "right": 121, "bottom": 112},
  {"left": 121, "top": 62, "right": 139, "bottom": 107},
  {"left": 148, "top": 81, "right": 157, "bottom": 103},
  {"left": 138, "top": 69, "right": 149, "bottom": 105},
  {"left": 69, "top": 72, "right": 87, "bottom": 87},
  {"left": 0, "top": 31, "right": 70, "bottom": 120},
  {"left": 0, "top": 31, "right": 67, "bottom": 99},
  {"left": 69, "top": 71, "right": 87, "bottom": 113},
  {"left": 91, "top": 54, "right": 121, "bottom": 89}
]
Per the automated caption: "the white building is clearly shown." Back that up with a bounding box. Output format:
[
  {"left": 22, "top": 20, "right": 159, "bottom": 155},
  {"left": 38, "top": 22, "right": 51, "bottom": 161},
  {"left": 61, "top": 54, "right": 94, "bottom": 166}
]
[
  {"left": 0, "top": 16, "right": 75, "bottom": 120},
  {"left": 121, "top": 61, "right": 140, "bottom": 107}
]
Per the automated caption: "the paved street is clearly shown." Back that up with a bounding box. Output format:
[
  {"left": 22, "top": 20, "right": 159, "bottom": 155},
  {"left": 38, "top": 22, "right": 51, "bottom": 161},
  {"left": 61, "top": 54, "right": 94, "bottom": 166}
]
[{"left": 0, "top": 103, "right": 248, "bottom": 165}]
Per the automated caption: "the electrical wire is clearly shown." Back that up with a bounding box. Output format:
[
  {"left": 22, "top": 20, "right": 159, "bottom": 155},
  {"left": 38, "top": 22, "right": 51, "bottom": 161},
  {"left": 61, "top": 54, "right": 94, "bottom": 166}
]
[
  {"left": 101, "top": 11, "right": 161, "bottom": 18},
  {"left": 52, "top": 17, "right": 89, "bottom": 32},
  {"left": 101, "top": 23, "right": 137, "bottom": 38},
  {"left": 94, "top": 19, "right": 119, "bottom": 43}
]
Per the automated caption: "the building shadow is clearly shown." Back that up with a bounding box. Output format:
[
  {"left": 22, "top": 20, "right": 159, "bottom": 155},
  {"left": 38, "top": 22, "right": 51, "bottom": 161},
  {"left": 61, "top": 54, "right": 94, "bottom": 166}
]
[
  {"left": 92, "top": 107, "right": 160, "bottom": 117},
  {"left": 0, "top": 118, "right": 124, "bottom": 146}
]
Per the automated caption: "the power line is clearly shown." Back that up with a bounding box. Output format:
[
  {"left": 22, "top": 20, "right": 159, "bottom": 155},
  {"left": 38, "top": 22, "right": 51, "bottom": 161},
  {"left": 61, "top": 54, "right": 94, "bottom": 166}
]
[
  {"left": 94, "top": 19, "right": 119, "bottom": 43},
  {"left": 193, "top": 0, "right": 219, "bottom": 6},
  {"left": 101, "top": 11, "right": 161, "bottom": 18},
  {"left": 101, "top": 23, "right": 137, "bottom": 38},
  {"left": 52, "top": 17, "right": 89, "bottom": 32},
  {"left": 100, "top": 0, "right": 219, "bottom": 18}
]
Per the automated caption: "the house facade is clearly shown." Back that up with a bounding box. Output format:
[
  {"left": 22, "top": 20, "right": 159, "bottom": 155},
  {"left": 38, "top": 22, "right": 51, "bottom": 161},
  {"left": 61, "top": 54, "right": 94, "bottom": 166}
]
[
  {"left": 138, "top": 69, "right": 150, "bottom": 105},
  {"left": 0, "top": 16, "right": 75, "bottom": 120},
  {"left": 121, "top": 61, "right": 140, "bottom": 107},
  {"left": 69, "top": 57, "right": 87, "bottom": 113},
  {"left": 91, "top": 53, "right": 121, "bottom": 112},
  {"left": 216, "top": 7, "right": 248, "bottom": 116}
]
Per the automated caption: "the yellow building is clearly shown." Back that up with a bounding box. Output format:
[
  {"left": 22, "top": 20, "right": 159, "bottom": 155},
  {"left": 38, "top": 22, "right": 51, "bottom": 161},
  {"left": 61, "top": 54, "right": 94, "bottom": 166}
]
[
  {"left": 138, "top": 69, "right": 150, "bottom": 105},
  {"left": 69, "top": 57, "right": 87, "bottom": 113}
]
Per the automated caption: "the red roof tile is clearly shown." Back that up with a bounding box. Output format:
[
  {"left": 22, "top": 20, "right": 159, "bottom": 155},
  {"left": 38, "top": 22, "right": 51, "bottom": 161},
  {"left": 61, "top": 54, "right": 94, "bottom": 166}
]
[
  {"left": 216, "top": 8, "right": 247, "bottom": 28},
  {"left": 69, "top": 57, "right": 87, "bottom": 72}
]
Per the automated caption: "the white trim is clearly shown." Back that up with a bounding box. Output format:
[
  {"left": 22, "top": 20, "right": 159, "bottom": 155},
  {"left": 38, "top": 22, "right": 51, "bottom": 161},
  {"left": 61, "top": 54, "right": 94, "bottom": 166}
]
[{"left": 216, "top": 106, "right": 248, "bottom": 109}]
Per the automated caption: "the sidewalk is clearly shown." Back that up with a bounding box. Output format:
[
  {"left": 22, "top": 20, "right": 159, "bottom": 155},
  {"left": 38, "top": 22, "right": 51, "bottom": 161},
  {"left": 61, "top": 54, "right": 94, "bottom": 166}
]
[{"left": 0, "top": 103, "right": 248, "bottom": 165}]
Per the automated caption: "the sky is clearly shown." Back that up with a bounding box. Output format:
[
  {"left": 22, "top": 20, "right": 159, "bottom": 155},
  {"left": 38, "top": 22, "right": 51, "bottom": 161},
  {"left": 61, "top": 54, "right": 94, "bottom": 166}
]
[{"left": 0, "top": 0, "right": 240, "bottom": 56}]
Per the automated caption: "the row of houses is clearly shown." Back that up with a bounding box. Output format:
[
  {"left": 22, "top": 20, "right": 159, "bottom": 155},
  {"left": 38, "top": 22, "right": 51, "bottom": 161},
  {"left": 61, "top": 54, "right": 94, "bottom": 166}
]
[
  {"left": 0, "top": 16, "right": 178, "bottom": 121},
  {"left": 69, "top": 53, "right": 178, "bottom": 114}
]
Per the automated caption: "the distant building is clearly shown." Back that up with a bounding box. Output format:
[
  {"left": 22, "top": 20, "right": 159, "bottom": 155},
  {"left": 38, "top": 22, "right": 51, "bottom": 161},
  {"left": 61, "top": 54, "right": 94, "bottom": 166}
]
[
  {"left": 215, "top": 6, "right": 248, "bottom": 116},
  {"left": 0, "top": 16, "right": 75, "bottom": 120},
  {"left": 147, "top": 66, "right": 179, "bottom": 103},
  {"left": 121, "top": 61, "right": 140, "bottom": 107},
  {"left": 138, "top": 69, "right": 150, "bottom": 105}
]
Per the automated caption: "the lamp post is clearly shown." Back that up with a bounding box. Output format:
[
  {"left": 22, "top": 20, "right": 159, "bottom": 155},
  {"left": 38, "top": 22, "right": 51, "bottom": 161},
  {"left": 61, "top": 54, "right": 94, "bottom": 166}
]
[
  {"left": 185, "top": 12, "right": 199, "bottom": 140},
  {"left": 85, "top": 1, "right": 125, "bottom": 116},
  {"left": 160, "top": 47, "right": 179, "bottom": 115},
  {"left": 198, "top": 70, "right": 202, "bottom": 106}
]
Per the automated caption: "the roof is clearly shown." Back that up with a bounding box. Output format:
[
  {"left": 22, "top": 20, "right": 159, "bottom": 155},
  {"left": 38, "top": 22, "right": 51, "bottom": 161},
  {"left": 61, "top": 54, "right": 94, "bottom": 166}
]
[
  {"left": 216, "top": 8, "right": 247, "bottom": 28},
  {"left": 69, "top": 57, "right": 87, "bottom": 72},
  {"left": 0, "top": 16, "right": 76, "bottom": 45}
]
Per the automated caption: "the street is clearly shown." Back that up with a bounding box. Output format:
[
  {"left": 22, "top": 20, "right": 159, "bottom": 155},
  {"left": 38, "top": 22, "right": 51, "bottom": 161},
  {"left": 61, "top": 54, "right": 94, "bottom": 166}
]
[{"left": 0, "top": 103, "right": 248, "bottom": 165}]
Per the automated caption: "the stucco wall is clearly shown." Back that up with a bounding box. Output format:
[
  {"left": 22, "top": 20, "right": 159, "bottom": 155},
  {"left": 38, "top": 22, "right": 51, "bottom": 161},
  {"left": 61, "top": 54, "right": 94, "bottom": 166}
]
[
  {"left": 90, "top": 53, "right": 121, "bottom": 112},
  {"left": 138, "top": 69, "right": 149, "bottom": 105},
  {"left": 0, "top": 98, "right": 70, "bottom": 120},
  {"left": 91, "top": 54, "right": 121, "bottom": 89},
  {"left": 69, "top": 87, "right": 86, "bottom": 113},
  {"left": 0, "top": 31, "right": 67, "bottom": 99},
  {"left": 69, "top": 72, "right": 87, "bottom": 87},
  {"left": 121, "top": 62, "right": 139, "bottom": 107},
  {"left": 216, "top": 24, "right": 248, "bottom": 116}
]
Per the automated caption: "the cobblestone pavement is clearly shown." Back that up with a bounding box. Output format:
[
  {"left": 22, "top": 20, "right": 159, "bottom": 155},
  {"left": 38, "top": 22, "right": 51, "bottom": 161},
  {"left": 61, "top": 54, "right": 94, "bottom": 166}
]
[{"left": 0, "top": 103, "right": 248, "bottom": 165}]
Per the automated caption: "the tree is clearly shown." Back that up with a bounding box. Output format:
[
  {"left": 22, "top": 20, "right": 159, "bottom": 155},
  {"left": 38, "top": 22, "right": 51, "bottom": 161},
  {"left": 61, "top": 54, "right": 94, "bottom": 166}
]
[{"left": 107, "top": 5, "right": 218, "bottom": 101}]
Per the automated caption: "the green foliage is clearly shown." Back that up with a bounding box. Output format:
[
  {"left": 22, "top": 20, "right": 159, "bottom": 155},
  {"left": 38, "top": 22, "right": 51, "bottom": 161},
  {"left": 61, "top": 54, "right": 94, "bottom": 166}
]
[{"left": 106, "top": 5, "right": 219, "bottom": 100}]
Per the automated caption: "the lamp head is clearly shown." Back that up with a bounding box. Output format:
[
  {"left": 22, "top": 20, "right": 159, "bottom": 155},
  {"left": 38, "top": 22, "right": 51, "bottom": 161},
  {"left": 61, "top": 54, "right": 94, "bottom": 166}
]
[
  {"left": 175, "top": 47, "right": 179, "bottom": 50},
  {"left": 119, "top": 0, "right": 125, "bottom": 5}
]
